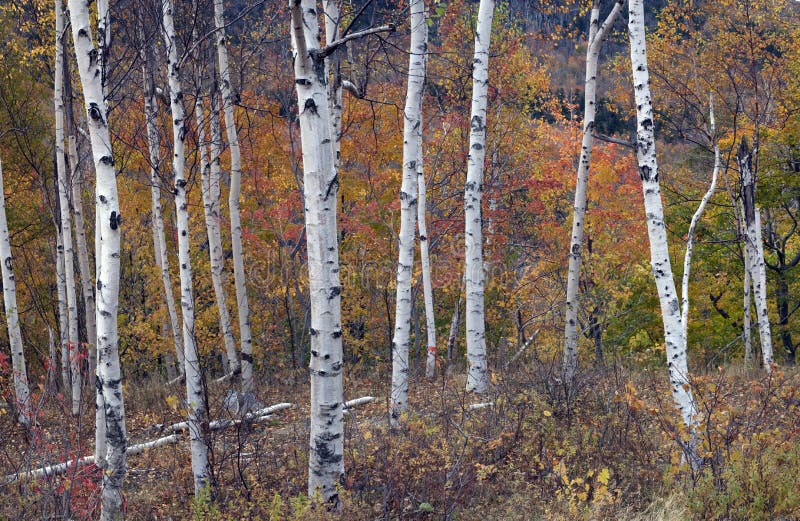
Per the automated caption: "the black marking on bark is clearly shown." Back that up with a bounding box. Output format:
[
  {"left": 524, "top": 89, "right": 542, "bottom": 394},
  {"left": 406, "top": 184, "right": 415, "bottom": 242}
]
[
  {"left": 328, "top": 286, "right": 341, "bottom": 299},
  {"left": 295, "top": 78, "right": 311, "bottom": 86},
  {"left": 324, "top": 174, "right": 338, "bottom": 200},
  {"left": 176, "top": 178, "right": 187, "bottom": 188},
  {"left": 88, "top": 103, "right": 104, "bottom": 123},
  {"left": 241, "top": 352, "right": 254, "bottom": 363},
  {"left": 310, "top": 328, "right": 318, "bottom": 336},
  {"left": 304, "top": 98, "right": 318, "bottom": 115},
  {"left": 470, "top": 115, "right": 484, "bottom": 132},
  {"left": 639, "top": 165, "right": 651, "bottom": 181},
  {"left": 109, "top": 211, "right": 121, "bottom": 230},
  {"left": 332, "top": 330, "right": 342, "bottom": 339}
]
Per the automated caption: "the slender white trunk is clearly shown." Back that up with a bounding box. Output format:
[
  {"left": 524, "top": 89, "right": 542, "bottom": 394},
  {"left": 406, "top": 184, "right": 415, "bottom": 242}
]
[
  {"left": 464, "top": 0, "right": 495, "bottom": 394},
  {"left": 291, "top": 0, "right": 344, "bottom": 503},
  {"left": 737, "top": 140, "right": 773, "bottom": 370},
  {"left": 55, "top": 2, "right": 81, "bottom": 416},
  {"left": 628, "top": 0, "right": 699, "bottom": 468},
  {"left": 418, "top": 154, "right": 437, "bottom": 379},
  {"left": 562, "top": 0, "right": 624, "bottom": 384},
  {"left": 0, "top": 160, "right": 31, "bottom": 426},
  {"left": 63, "top": 47, "right": 97, "bottom": 382},
  {"left": 324, "top": 0, "right": 343, "bottom": 170},
  {"left": 196, "top": 50, "right": 239, "bottom": 378},
  {"left": 55, "top": 227, "right": 70, "bottom": 394},
  {"left": 162, "top": 0, "right": 209, "bottom": 497},
  {"left": 137, "top": 12, "right": 184, "bottom": 378},
  {"left": 681, "top": 97, "right": 719, "bottom": 341},
  {"left": 213, "top": 0, "right": 253, "bottom": 394},
  {"left": 66, "top": 0, "right": 127, "bottom": 516},
  {"left": 390, "top": 0, "right": 427, "bottom": 419},
  {"left": 742, "top": 229, "right": 753, "bottom": 365}
]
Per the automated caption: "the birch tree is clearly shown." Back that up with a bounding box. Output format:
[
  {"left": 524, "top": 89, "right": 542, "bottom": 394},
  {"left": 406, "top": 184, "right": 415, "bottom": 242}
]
[
  {"left": 0, "top": 159, "right": 30, "bottom": 427},
  {"left": 55, "top": 0, "right": 81, "bottom": 416},
  {"left": 195, "top": 20, "right": 239, "bottom": 379},
  {"left": 66, "top": 0, "right": 127, "bottom": 515},
  {"left": 62, "top": 47, "right": 97, "bottom": 382},
  {"left": 213, "top": 0, "right": 253, "bottom": 394},
  {"left": 137, "top": 9, "right": 184, "bottom": 379},
  {"left": 628, "top": 0, "right": 699, "bottom": 468},
  {"left": 738, "top": 138, "right": 774, "bottom": 369},
  {"left": 291, "top": 0, "right": 344, "bottom": 502},
  {"left": 55, "top": 223, "right": 70, "bottom": 394},
  {"left": 681, "top": 96, "right": 720, "bottom": 342},
  {"left": 391, "top": 0, "right": 426, "bottom": 419},
  {"left": 562, "top": 0, "right": 624, "bottom": 385},
  {"left": 464, "top": 0, "right": 495, "bottom": 394},
  {"left": 161, "top": 0, "right": 210, "bottom": 496},
  {"left": 418, "top": 150, "right": 437, "bottom": 379}
]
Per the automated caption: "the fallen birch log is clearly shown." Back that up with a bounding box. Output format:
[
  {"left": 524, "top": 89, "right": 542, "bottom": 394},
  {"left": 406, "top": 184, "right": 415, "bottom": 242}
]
[{"left": 2, "top": 398, "right": 378, "bottom": 485}]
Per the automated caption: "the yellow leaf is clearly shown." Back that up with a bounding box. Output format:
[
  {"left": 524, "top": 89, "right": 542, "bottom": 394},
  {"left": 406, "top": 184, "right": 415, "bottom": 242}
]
[
  {"left": 543, "top": 410, "right": 552, "bottom": 417},
  {"left": 165, "top": 395, "right": 179, "bottom": 411},
  {"left": 597, "top": 467, "right": 610, "bottom": 486}
]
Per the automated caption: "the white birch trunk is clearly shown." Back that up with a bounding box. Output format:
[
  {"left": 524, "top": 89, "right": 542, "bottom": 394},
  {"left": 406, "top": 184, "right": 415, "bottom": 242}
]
[
  {"left": 55, "top": 226, "right": 70, "bottom": 394},
  {"left": 213, "top": 0, "right": 254, "bottom": 395},
  {"left": 418, "top": 153, "right": 437, "bottom": 379},
  {"left": 464, "top": 0, "right": 495, "bottom": 394},
  {"left": 628, "top": 0, "right": 699, "bottom": 467},
  {"left": 390, "top": 0, "right": 426, "bottom": 419},
  {"left": 737, "top": 141, "right": 774, "bottom": 370},
  {"left": 562, "top": 0, "right": 624, "bottom": 384},
  {"left": 196, "top": 56, "right": 239, "bottom": 378},
  {"left": 161, "top": 0, "right": 210, "bottom": 497},
  {"left": 0, "top": 160, "right": 31, "bottom": 426},
  {"left": 138, "top": 12, "right": 184, "bottom": 377},
  {"left": 290, "top": 0, "right": 345, "bottom": 503},
  {"left": 324, "top": 0, "right": 343, "bottom": 170},
  {"left": 55, "top": 2, "right": 81, "bottom": 416},
  {"left": 742, "top": 230, "right": 753, "bottom": 365},
  {"left": 681, "top": 97, "right": 719, "bottom": 341},
  {"left": 62, "top": 46, "right": 97, "bottom": 382},
  {"left": 66, "top": 0, "right": 127, "bottom": 516}
]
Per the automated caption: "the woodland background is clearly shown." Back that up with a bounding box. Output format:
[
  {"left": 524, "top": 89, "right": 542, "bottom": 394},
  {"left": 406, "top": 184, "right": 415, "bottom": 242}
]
[{"left": 0, "top": 0, "right": 799, "bottom": 519}]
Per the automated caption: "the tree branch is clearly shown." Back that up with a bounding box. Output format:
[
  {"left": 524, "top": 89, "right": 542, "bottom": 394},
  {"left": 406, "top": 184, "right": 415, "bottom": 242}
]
[{"left": 313, "top": 24, "right": 396, "bottom": 62}]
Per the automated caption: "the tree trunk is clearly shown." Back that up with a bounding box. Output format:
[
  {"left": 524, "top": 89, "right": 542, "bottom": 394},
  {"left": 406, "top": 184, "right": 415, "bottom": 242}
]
[
  {"left": 628, "top": 0, "right": 699, "bottom": 469},
  {"left": 213, "top": 0, "right": 254, "bottom": 395},
  {"left": 0, "top": 159, "right": 31, "bottom": 426},
  {"left": 55, "top": 3, "right": 81, "bottom": 416},
  {"left": 55, "top": 224, "right": 70, "bottom": 394},
  {"left": 66, "top": 0, "right": 127, "bottom": 516},
  {"left": 419, "top": 152, "right": 437, "bottom": 379},
  {"left": 464, "top": 0, "right": 495, "bottom": 394},
  {"left": 562, "top": 0, "right": 624, "bottom": 386},
  {"left": 681, "top": 96, "right": 719, "bottom": 341},
  {"left": 291, "top": 0, "right": 344, "bottom": 503},
  {"left": 63, "top": 44, "right": 97, "bottom": 383},
  {"left": 391, "top": 0, "right": 426, "bottom": 420},
  {"left": 743, "top": 240, "right": 753, "bottom": 365},
  {"left": 161, "top": 0, "right": 210, "bottom": 497},
  {"left": 138, "top": 10, "right": 185, "bottom": 379},
  {"left": 446, "top": 276, "right": 464, "bottom": 374},
  {"left": 737, "top": 139, "right": 774, "bottom": 370},
  {"left": 195, "top": 42, "right": 239, "bottom": 379}
]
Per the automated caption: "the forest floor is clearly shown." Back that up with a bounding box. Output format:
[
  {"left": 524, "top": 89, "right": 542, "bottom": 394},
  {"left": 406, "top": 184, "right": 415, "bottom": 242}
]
[{"left": 1, "top": 359, "right": 799, "bottom": 520}]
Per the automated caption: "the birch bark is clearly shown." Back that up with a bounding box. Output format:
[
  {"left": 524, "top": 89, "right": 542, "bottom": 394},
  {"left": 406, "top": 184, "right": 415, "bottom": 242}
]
[
  {"left": 55, "top": 222, "right": 70, "bottom": 394},
  {"left": 290, "top": 0, "right": 344, "bottom": 503},
  {"left": 213, "top": 0, "right": 254, "bottom": 394},
  {"left": 418, "top": 153, "right": 437, "bottom": 379},
  {"left": 391, "top": 0, "right": 426, "bottom": 419},
  {"left": 66, "top": 0, "right": 127, "bottom": 516},
  {"left": 137, "top": 10, "right": 184, "bottom": 378},
  {"left": 681, "top": 97, "right": 719, "bottom": 341},
  {"left": 161, "top": 0, "right": 210, "bottom": 496},
  {"left": 0, "top": 160, "right": 31, "bottom": 426},
  {"left": 464, "top": 0, "right": 495, "bottom": 394},
  {"left": 628, "top": 0, "right": 699, "bottom": 467},
  {"left": 737, "top": 139, "right": 774, "bottom": 370},
  {"left": 562, "top": 0, "right": 624, "bottom": 385},
  {"left": 55, "top": 1, "right": 81, "bottom": 416},
  {"left": 62, "top": 48, "right": 97, "bottom": 382},
  {"left": 742, "top": 221, "right": 753, "bottom": 365},
  {"left": 195, "top": 33, "right": 239, "bottom": 379}
]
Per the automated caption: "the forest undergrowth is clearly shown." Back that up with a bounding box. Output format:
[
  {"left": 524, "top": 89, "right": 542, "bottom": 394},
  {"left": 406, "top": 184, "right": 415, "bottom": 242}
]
[{"left": 1, "top": 358, "right": 798, "bottom": 520}]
